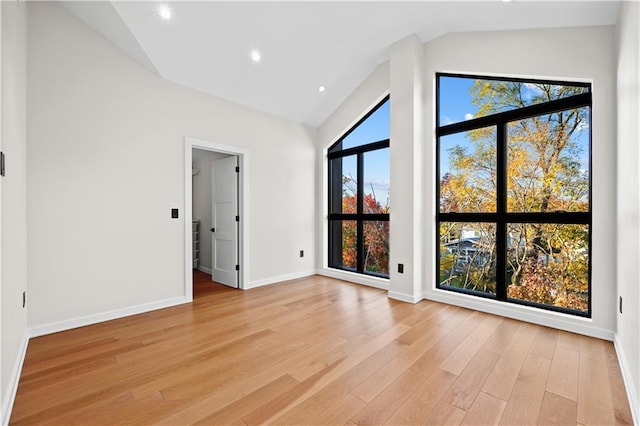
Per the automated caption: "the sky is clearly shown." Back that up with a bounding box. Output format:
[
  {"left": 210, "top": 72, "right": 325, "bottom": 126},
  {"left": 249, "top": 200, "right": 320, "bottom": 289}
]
[{"left": 334, "top": 76, "right": 590, "bottom": 209}]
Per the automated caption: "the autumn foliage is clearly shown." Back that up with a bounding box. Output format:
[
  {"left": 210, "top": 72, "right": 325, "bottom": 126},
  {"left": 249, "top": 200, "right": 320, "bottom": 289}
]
[
  {"left": 341, "top": 176, "right": 390, "bottom": 275},
  {"left": 440, "top": 79, "right": 590, "bottom": 312}
]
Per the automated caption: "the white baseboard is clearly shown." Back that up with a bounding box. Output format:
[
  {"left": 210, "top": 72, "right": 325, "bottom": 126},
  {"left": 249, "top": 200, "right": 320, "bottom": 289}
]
[
  {"left": 614, "top": 334, "right": 639, "bottom": 425},
  {"left": 246, "top": 270, "right": 317, "bottom": 290},
  {"left": 388, "top": 290, "right": 422, "bottom": 304},
  {"left": 28, "top": 296, "right": 187, "bottom": 338},
  {"left": 1, "top": 333, "right": 29, "bottom": 426},
  {"left": 197, "top": 266, "right": 212, "bottom": 274},
  {"left": 317, "top": 268, "right": 390, "bottom": 291},
  {"left": 423, "top": 289, "right": 614, "bottom": 341}
]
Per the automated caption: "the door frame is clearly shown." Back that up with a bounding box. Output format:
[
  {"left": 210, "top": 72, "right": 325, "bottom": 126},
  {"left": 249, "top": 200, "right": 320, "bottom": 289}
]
[{"left": 184, "top": 137, "right": 249, "bottom": 301}]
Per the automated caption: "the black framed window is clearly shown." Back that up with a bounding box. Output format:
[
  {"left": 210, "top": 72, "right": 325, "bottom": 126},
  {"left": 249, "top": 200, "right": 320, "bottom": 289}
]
[
  {"left": 328, "top": 97, "right": 390, "bottom": 277},
  {"left": 437, "top": 74, "right": 591, "bottom": 316}
]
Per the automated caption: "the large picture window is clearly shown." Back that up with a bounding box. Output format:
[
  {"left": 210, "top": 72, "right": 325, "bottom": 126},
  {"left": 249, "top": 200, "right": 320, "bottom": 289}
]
[
  {"left": 437, "top": 74, "right": 591, "bottom": 316},
  {"left": 328, "top": 97, "right": 390, "bottom": 277}
]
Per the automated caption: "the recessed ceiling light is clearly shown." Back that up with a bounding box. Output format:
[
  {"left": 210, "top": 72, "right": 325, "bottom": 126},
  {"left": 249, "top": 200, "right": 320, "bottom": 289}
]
[
  {"left": 159, "top": 4, "right": 172, "bottom": 20},
  {"left": 318, "top": 86, "right": 326, "bottom": 93},
  {"left": 249, "top": 49, "right": 262, "bottom": 63}
]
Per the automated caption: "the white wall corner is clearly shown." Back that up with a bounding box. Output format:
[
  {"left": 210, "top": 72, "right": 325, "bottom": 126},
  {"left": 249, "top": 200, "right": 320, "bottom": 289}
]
[
  {"left": 1, "top": 333, "right": 28, "bottom": 426},
  {"left": 614, "top": 334, "right": 640, "bottom": 425},
  {"left": 246, "top": 270, "right": 317, "bottom": 290},
  {"left": 388, "top": 290, "right": 422, "bottom": 304},
  {"left": 317, "top": 268, "right": 390, "bottom": 291},
  {"left": 28, "top": 297, "right": 187, "bottom": 338}
]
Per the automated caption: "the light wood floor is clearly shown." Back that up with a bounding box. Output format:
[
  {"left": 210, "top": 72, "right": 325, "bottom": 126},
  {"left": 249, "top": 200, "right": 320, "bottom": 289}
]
[{"left": 10, "top": 273, "right": 633, "bottom": 425}]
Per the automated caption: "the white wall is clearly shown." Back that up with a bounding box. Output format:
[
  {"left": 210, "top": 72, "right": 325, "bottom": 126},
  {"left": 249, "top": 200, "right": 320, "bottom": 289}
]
[
  {"left": 616, "top": 1, "right": 640, "bottom": 421},
  {"left": 1, "top": 1, "right": 28, "bottom": 422},
  {"left": 192, "top": 149, "right": 230, "bottom": 272},
  {"left": 27, "top": 2, "right": 316, "bottom": 329},
  {"left": 422, "top": 26, "right": 618, "bottom": 338}
]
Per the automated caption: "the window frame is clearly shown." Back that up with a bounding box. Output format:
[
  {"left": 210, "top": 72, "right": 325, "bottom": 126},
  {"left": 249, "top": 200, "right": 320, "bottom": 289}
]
[
  {"left": 328, "top": 96, "right": 390, "bottom": 278},
  {"left": 436, "top": 73, "right": 592, "bottom": 317}
]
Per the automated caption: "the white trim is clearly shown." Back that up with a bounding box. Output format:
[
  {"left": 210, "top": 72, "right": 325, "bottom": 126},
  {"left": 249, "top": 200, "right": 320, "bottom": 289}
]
[
  {"left": 317, "top": 268, "right": 389, "bottom": 291},
  {"left": 197, "top": 265, "right": 212, "bottom": 275},
  {"left": 28, "top": 297, "right": 186, "bottom": 338},
  {"left": 614, "top": 334, "right": 639, "bottom": 425},
  {"left": 185, "top": 137, "right": 250, "bottom": 295},
  {"left": 246, "top": 270, "right": 316, "bottom": 290},
  {"left": 424, "top": 289, "right": 614, "bottom": 340},
  {"left": 388, "top": 291, "right": 422, "bottom": 304},
  {"left": 1, "top": 333, "right": 28, "bottom": 426}
]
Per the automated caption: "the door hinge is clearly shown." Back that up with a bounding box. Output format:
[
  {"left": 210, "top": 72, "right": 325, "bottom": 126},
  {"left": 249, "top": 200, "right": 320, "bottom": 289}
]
[
  {"left": 235, "top": 166, "right": 239, "bottom": 173},
  {"left": 235, "top": 264, "right": 240, "bottom": 271},
  {"left": 235, "top": 215, "right": 239, "bottom": 222},
  {"left": 1, "top": 152, "right": 5, "bottom": 176}
]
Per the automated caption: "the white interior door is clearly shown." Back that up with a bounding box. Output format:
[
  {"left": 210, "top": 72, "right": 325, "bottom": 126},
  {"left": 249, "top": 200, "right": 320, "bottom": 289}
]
[{"left": 211, "top": 156, "right": 238, "bottom": 288}]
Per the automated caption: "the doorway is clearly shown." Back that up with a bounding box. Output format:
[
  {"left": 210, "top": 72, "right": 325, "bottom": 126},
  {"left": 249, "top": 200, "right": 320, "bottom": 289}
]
[{"left": 184, "top": 137, "right": 249, "bottom": 302}]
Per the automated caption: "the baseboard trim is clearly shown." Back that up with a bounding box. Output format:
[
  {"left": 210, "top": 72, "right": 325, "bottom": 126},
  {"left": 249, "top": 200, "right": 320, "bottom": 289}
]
[
  {"left": 423, "top": 289, "right": 614, "bottom": 341},
  {"left": 197, "top": 266, "right": 212, "bottom": 274},
  {"left": 1, "top": 333, "right": 29, "bottom": 426},
  {"left": 246, "top": 270, "right": 316, "bottom": 290},
  {"left": 388, "top": 291, "right": 422, "bottom": 304},
  {"left": 28, "top": 296, "right": 188, "bottom": 338},
  {"left": 317, "top": 268, "right": 390, "bottom": 291},
  {"left": 614, "top": 334, "right": 639, "bottom": 425}
]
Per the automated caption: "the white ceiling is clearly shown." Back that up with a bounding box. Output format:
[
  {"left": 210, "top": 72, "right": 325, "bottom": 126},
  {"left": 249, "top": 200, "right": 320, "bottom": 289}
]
[{"left": 62, "top": 1, "right": 620, "bottom": 127}]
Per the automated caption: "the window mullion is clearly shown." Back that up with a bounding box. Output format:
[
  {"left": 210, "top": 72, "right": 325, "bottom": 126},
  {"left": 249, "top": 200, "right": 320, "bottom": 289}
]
[
  {"left": 356, "top": 152, "right": 364, "bottom": 273},
  {"left": 496, "top": 123, "right": 507, "bottom": 301}
]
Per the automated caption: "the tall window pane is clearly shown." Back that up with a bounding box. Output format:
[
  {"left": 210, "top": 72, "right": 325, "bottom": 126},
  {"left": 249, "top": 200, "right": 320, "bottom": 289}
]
[
  {"left": 328, "top": 97, "right": 390, "bottom": 278},
  {"left": 440, "top": 127, "right": 496, "bottom": 213},
  {"left": 363, "top": 148, "right": 390, "bottom": 214},
  {"left": 439, "top": 222, "right": 497, "bottom": 295},
  {"left": 507, "top": 107, "right": 590, "bottom": 213}
]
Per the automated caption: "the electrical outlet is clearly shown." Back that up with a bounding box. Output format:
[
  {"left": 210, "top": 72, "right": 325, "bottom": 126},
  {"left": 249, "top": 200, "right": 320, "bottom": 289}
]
[
  {"left": 300, "top": 250, "right": 304, "bottom": 258},
  {"left": 398, "top": 263, "right": 404, "bottom": 273}
]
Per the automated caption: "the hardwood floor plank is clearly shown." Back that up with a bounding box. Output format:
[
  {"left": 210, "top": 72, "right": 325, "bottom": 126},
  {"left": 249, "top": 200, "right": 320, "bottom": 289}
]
[
  {"left": 481, "top": 323, "right": 536, "bottom": 401},
  {"left": 460, "top": 391, "right": 506, "bottom": 425},
  {"left": 546, "top": 345, "right": 579, "bottom": 401},
  {"left": 577, "top": 337, "right": 616, "bottom": 425},
  {"left": 9, "top": 274, "right": 631, "bottom": 426},
  {"left": 423, "top": 400, "right": 467, "bottom": 425},
  {"left": 349, "top": 369, "right": 426, "bottom": 425},
  {"left": 498, "top": 353, "right": 551, "bottom": 425},
  {"left": 442, "top": 348, "right": 500, "bottom": 411},
  {"left": 603, "top": 342, "right": 634, "bottom": 424},
  {"left": 538, "top": 391, "right": 577, "bottom": 425},
  {"left": 383, "top": 367, "right": 457, "bottom": 425}
]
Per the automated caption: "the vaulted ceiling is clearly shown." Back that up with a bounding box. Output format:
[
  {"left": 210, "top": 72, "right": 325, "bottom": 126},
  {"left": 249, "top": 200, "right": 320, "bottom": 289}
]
[{"left": 62, "top": 1, "right": 620, "bottom": 127}]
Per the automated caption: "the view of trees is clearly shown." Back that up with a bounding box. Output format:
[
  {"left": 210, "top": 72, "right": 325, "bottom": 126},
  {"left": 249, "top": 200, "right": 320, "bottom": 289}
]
[
  {"left": 341, "top": 174, "right": 390, "bottom": 275},
  {"left": 439, "top": 78, "right": 590, "bottom": 313}
]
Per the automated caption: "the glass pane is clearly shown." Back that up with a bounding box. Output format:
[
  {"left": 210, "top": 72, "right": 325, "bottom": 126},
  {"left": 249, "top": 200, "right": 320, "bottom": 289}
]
[
  {"left": 342, "top": 99, "right": 390, "bottom": 150},
  {"left": 439, "top": 222, "right": 497, "bottom": 295},
  {"left": 364, "top": 221, "right": 389, "bottom": 276},
  {"left": 364, "top": 148, "right": 390, "bottom": 214},
  {"left": 507, "top": 107, "right": 590, "bottom": 213},
  {"left": 438, "top": 75, "right": 589, "bottom": 127},
  {"left": 440, "top": 127, "right": 496, "bottom": 213},
  {"left": 329, "top": 220, "right": 357, "bottom": 271},
  {"left": 329, "top": 155, "right": 357, "bottom": 214},
  {"left": 507, "top": 223, "right": 589, "bottom": 313}
]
